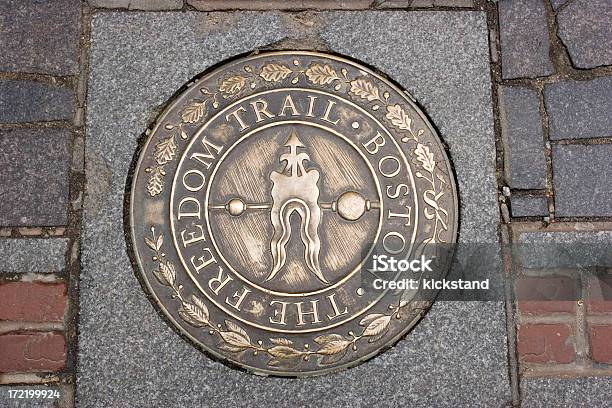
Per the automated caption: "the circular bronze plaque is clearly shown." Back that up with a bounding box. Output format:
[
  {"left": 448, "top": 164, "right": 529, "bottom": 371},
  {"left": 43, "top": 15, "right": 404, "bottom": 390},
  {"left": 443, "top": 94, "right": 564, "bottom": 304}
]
[{"left": 128, "top": 51, "right": 458, "bottom": 376}]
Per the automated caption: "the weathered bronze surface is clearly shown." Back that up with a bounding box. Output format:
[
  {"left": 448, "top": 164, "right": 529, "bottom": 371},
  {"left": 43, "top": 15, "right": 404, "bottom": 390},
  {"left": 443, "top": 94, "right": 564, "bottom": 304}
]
[{"left": 128, "top": 51, "right": 458, "bottom": 376}]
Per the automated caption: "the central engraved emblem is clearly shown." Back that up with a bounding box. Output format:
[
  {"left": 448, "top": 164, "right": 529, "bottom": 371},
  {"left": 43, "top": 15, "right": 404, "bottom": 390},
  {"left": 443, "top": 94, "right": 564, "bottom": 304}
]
[
  {"left": 128, "top": 51, "right": 458, "bottom": 376},
  {"left": 268, "top": 131, "right": 324, "bottom": 283}
]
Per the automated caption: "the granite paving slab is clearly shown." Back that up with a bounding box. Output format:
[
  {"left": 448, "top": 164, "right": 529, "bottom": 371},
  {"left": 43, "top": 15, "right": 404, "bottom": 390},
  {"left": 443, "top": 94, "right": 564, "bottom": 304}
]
[
  {"left": 557, "top": 0, "right": 612, "bottom": 69},
  {"left": 552, "top": 144, "right": 612, "bottom": 217},
  {"left": 0, "top": 128, "right": 71, "bottom": 226},
  {"left": 516, "top": 230, "right": 612, "bottom": 270},
  {"left": 510, "top": 196, "right": 548, "bottom": 218},
  {"left": 544, "top": 77, "right": 612, "bottom": 141},
  {"left": 521, "top": 377, "right": 612, "bottom": 408},
  {"left": 498, "top": 86, "right": 547, "bottom": 189},
  {"left": 80, "top": 11, "right": 508, "bottom": 407},
  {"left": 499, "top": 0, "right": 553, "bottom": 79},
  {"left": 0, "top": 80, "right": 74, "bottom": 123},
  {"left": 0, "top": 239, "right": 68, "bottom": 274},
  {"left": 0, "top": 0, "right": 81, "bottom": 76}
]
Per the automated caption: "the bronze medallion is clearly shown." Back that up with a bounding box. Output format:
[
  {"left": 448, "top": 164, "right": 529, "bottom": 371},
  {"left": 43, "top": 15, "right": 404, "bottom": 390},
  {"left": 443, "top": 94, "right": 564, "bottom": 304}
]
[{"left": 128, "top": 51, "right": 458, "bottom": 376}]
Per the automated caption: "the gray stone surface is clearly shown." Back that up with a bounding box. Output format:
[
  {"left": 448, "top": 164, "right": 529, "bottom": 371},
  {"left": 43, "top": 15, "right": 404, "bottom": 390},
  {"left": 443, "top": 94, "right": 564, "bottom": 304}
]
[
  {"left": 0, "top": 80, "right": 74, "bottom": 123},
  {"left": 499, "top": 86, "right": 547, "bottom": 189},
  {"left": 88, "top": 0, "right": 183, "bottom": 9},
  {"left": 552, "top": 144, "right": 612, "bottom": 217},
  {"left": 544, "top": 77, "right": 612, "bottom": 140},
  {"left": 0, "top": 0, "right": 81, "bottom": 76},
  {"left": 521, "top": 377, "right": 612, "bottom": 408},
  {"left": 510, "top": 196, "right": 548, "bottom": 217},
  {"left": 0, "top": 238, "right": 68, "bottom": 273},
  {"left": 0, "top": 129, "right": 70, "bottom": 226},
  {"left": 557, "top": 0, "right": 612, "bottom": 69},
  {"left": 81, "top": 11, "right": 508, "bottom": 407},
  {"left": 321, "top": 11, "right": 500, "bottom": 245},
  {"left": 499, "top": 0, "right": 554, "bottom": 79},
  {"left": 516, "top": 230, "right": 612, "bottom": 269}
]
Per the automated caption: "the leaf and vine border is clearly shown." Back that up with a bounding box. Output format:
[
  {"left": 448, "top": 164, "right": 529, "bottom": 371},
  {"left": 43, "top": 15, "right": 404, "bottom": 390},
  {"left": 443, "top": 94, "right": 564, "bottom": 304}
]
[
  {"left": 144, "top": 227, "right": 430, "bottom": 368},
  {"left": 145, "top": 58, "right": 435, "bottom": 196}
]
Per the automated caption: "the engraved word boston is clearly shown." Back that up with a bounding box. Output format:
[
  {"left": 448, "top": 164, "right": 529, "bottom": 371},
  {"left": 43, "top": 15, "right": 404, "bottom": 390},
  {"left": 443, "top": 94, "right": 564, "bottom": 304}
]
[{"left": 128, "top": 51, "right": 458, "bottom": 376}]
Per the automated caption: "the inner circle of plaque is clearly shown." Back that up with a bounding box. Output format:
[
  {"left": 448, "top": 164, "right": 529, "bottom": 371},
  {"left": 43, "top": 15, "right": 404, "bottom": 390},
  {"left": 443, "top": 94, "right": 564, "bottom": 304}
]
[
  {"left": 169, "top": 89, "right": 419, "bottom": 332},
  {"left": 205, "top": 121, "right": 383, "bottom": 296}
]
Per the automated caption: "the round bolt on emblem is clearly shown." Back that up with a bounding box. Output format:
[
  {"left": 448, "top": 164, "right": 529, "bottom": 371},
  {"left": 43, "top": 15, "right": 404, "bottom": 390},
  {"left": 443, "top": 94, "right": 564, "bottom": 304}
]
[{"left": 128, "top": 51, "right": 458, "bottom": 376}]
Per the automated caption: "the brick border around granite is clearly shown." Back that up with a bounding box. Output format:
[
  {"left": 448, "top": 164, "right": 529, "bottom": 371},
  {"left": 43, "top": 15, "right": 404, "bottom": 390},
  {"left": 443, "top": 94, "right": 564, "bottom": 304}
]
[
  {"left": 493, "top": 0, "right": 612, "bottom": 404},
  {"left": 0, "top": 2, "right": 92, "bottom": 407},
  {"left": 510, "top": 222, "right": 612, "bottom": 378},
  {"left": 497, "top": 0, "right": 612, "bottom": 223}
]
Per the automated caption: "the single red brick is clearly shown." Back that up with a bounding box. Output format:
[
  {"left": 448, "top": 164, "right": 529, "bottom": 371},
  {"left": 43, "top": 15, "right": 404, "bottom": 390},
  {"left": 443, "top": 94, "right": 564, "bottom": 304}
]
[
  {"left": 589, "top": 325, "right": 612, "bottom": 364},
  {"left": 517, "top": 324, "right": 575, "bottom": 364},
  {"left": 587, "top": 274, "right": 612, "bottom": 314},
  {"left": 0, "top": 282, "right": 66, "bottom": 322},
  {"left": 0, "top": 332, "right": 65, "bottom": 373},
  {"left": 515, "top": 275, "right": 578, "bottom": 315}
]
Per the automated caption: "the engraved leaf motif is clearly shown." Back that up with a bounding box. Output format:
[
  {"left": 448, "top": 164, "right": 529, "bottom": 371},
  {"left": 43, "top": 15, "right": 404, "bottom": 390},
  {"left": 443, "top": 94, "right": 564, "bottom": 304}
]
[
  {"left": 155, "top": 234, "right": 163, "bottom": 251},
  {"left": 385, "top": 104, "right": 412, "bottom": 131},
  {"left": 219, "top": 331, "right": 251, "bottom": 350},
  {"left": 270, "top": 338, "right": 293, "bottom": 346},
  {"left": 359, "top": 313, "right": 385, "bottom": 327},
  {"left": 305, "top": 64, "right": 339, "bottom": 85},
  {"left": 145, "top": 236, "right": 157, "bottom": 251},
  {"left": 225, "top": 320, "right": 250, "bottom": 342},
  {"left": 147, "top": 167, "right": 164, "bottom": 196},
  {"left": 154, "top": 135, "right": 177, "bottom": 165},
  {"left": 313, "top": 334, "right": 344, "bottom": 345},
  {"left": 219, "top": 75, "right": 246, "bottom": 97},
  {"left": 153, "top": 261, "right": 176, "bottom": 287},
  {"left": 361, "top": 314, "right": 391, "bottom": 337},
  {"left": 179, "top": 297, "right": 209, "bottom": 327},
  {"left": 267, "top": 345, "right": 303, "bottom": 359},
  {"left": 349, "top": 78, "right": 381, "bottom": 101},
  {"left": 316, "top": 339, "right": 351, "bottom": 356},
  {"left": 259, "top": 63, "right": 292, "bottom": 82},
  {"left": 190, "top": 295, "right": 210, "bottom": 322},
  {"left": 181, "top": 101, "right": 207, "bottom": 124},
  {"left": 414, "top": 143, "right": 436, "bottom": 173},
  {"left": 217, "top": 343, "right": 249, "bottom": 353}
]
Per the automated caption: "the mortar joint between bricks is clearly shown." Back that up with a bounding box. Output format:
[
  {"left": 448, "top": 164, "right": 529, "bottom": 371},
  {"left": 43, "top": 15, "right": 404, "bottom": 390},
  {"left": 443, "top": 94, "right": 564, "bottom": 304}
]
[
  {"left": 520, "top": 364, "right": 612, "bottom": 378},
  {"left": 486, "top": 2, "right": 522, "bottom": 404},
  {"left": 0, "top": 121, "right": 75, "bottom": 130},
  {"left": 0, "top": 71, "right": 76, "bottom": 87},
  {"left": 551, "top": 137, "right": 612, "bottom": 146},
  {"left": 543, "top": 0, "right": 576, "bottom": 74},
  {"left": 536, "top": 84, "right": 556, "bottom": 223}
]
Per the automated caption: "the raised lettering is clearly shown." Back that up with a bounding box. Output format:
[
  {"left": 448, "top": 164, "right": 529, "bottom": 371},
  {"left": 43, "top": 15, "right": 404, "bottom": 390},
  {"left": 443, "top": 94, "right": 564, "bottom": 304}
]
[
  {"left": 278, "top": 94, "right": 300, "bottom": 117},
  {"left": 225, "top": 106, "right": 248, "bottom": 130}
]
